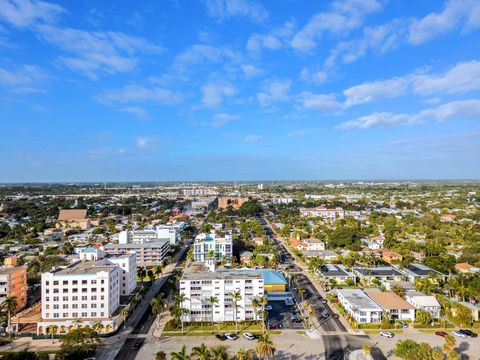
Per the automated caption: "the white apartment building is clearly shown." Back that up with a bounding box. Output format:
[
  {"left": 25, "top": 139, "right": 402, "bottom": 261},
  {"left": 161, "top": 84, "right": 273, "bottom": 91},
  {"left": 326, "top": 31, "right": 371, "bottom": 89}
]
[
  {"left": 304, "top": 237, "right": 325, "bottom": 251},
  {"left": 271, "top": 197, "right": 293, "bottom": 204},
  {"left": 406, "top": 292, "right": 441, "bottom": 318},
  {"left": 180, "top": 266, "right": 265, "bottom": 323},
  {"left": 337, "top": 289, "right": 382, "bottom": 324},
  {"left": 103, "top": 239, "right": 170, "bottom": 266},
  {"left": 299, "top": 206, "right": 345, "bottom": 220},
  {"left": 193, "top": 232, "right": 233, "bottom": 262},
  {"left": 38, "top": 247, "right": 137, "bottom": 335},
  {"left": 118, "top": 226, "right": 180, "bottom": 245}
]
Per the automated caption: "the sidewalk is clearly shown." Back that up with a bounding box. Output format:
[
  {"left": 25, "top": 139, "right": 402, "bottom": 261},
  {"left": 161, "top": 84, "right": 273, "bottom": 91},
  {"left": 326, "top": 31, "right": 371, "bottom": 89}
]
[{"left": 0, "top": 337, "right": 61, "bottom": 353}]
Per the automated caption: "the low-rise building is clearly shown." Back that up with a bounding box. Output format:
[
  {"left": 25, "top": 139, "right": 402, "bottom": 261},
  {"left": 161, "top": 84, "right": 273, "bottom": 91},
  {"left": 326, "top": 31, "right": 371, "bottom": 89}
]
[
  {"left": 103, "top": 239, "right": 170, "bottom": 266},
  {"left": 193, "top": 233, "right": 233, "bottom": 262},
  {"left": 304, "top": 237, "right": 325, "bottom": 251},
  {"left": 401, "top": 263, "right": 448, "bottom": 282},
  {"left": 56, "top": 209, "right": 91, "bottom": 229},
  {"left": 353, "top": 266, "right": 404, "bottom": 286},
  {"left": 405, "top": 292, "right": 441, "bottom": 318},
  {"left": 455, "top": 263, "right": 480, "bottom": 273},
  {"left": 337, "top": 289, "right": 383, "bottom": 324},
  {"left": 302, "top": 250, "right": 338, "bottom": 262},
  {"left": 385, "top": 281, "right": 416, "bottom": 292},
  {"left": 299, "top": 206, "right": 345, "bottom": 221},
  {"left": 381, "top": 249, "right": 403, "bottom": 264},
  {"left": 366, "top": 290, "right": 415, "bottom": 321},
  {"left": 217, "top": 197, "right": 248, "bottom": 210},
  {"left": 318, "top": 264, "right": 355, "bottom": 286}
]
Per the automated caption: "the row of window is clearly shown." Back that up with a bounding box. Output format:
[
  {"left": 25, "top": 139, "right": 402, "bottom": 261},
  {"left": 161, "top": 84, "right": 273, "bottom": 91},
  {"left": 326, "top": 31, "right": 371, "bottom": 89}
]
[
  {"left": 46, "top": 279, "right": 105, "bottom": 286},
  {"left": 45, "top": 311, "right": 105, "bottom": 318},
  {"left": 46, "top": 287, "right": 105, "bottom": 294},
  {"left": 45, "top": 295, "right": 105, "bottom": 301},
  {"left": 46, "top": 303, "right": 105, "bottom": 309}
]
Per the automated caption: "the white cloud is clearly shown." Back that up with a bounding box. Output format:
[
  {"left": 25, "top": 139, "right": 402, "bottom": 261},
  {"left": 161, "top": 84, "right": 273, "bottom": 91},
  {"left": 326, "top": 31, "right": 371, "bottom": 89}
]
[
  {"left": 291, "top": 0, "right": 383, "bottom": 52},
  {"left": 0, "top": 64, "right": 48, "bottom": 93},
  {"left": 173, "top": 44, "right": 239, "bottom": 74},
  {"left": 246, "top": 20, "right": 295, "bottom": 53},
  {"left": 36, "top": 25, "right": 163, "bottom": 79},
  {"left": 343, "top": 77, "right": 409, "bottom": 107},
  {"left": 0, "top": 0, "right": 65, "bottom": 27},
  {"left": 299, "top": 67, "right": 329, "bottom": 85},
  {"left": 136, "top": 136, "right": 151, "bottom": 148},
  {"left": 210, "top": 113, "right": 239, "bottom": 127},
  {"left": 203, "top": 0, "right": 268, "bottom": 23},
  {"left": 337, "top": 99, "right": 480, "bottom": 129},
  {"left": 201, "top": 82, "right": 236, "bottom": 107},
  {"left": 257, "top": 79, "right": 291, "bottom": 107},
  {"left": 412, "top": 60, "right": 480, "bottom": 95},
  {"left": 241, "top": 64, "right": 261, "bottom": 78},
  {"left": 98, "top": 85, "right": 183, "bottom": 105},
  {"left": 409, "top": 0, "right": 480, "bottom": 45},
  {"left": 120, "top": 106, "right": 152, "bottom": 120},
  {"left": 297, "top": 92, "right": 342, "bottom": 112},
  {"left": 244, "top": 134, "right": 263, "bottom": 142}
]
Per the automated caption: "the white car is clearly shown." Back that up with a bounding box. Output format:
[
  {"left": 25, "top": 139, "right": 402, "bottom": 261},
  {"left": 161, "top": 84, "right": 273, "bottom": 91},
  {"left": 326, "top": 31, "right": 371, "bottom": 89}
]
[
  {"left": 225, "top": 333, "right": 238, "bottom": 340},
  {"left": 284, "top": 299, "right": 294, "bottom": 306},
  {"left": 380, "top": 331, "right": 394, "bottom": 338},
  {"left": 265, "top": 305, "right": 273, "bottom": 311},
  {"left": 452, "top": 331, "right": 467, "bottom": 338},
  {"left": 243, "top": 332, "right": 255, "bottom": 340}
]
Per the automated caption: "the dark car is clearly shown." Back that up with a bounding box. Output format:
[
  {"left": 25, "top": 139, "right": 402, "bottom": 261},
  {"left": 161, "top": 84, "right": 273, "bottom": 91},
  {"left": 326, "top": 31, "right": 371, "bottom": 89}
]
[
  {"left": 332, "top": 314, "right": 340, "bottom": 319},
  {"left": 460, "top": 329, "right": 478, "bottom": 337},
  {"left": 215, "top": 333, "right": 227, "bottom": 341},
  {"left": 269, "top": 323, "right": 281, "bottom": 329},
  {"left": 131, "top": 341, "right": 142, "bottom": 350},
  {"left": 435, "top": 331, "right": 448, "bottom": 337}
]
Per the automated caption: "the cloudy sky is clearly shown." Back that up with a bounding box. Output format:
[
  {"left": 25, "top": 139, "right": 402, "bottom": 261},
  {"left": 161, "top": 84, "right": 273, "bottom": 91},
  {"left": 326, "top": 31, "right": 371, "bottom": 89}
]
[{"left": 1, "top": 0, "right": 480, "bottom": 181}]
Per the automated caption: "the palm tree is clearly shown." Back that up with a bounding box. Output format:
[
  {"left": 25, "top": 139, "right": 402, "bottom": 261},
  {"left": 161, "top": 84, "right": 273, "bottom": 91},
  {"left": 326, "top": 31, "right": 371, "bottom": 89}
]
[
  {"left": 207, "top": 296, "right": 219, "bottom": 333},
  {"left": 151, "top": 295, "right": 167, "bottom": 324},
  {"left": 191, "top": 343, "right": 210, "bottom": 360},
  {"left": 443, "top": 334, "right": 456, "bottom": 354},
  {"left": 92, "top": 320, "right": 104, "bottom": 334},
  {"left": 175, "top": 294, "right": 189, "bottom": 334},
  {"left": 147, "top": 269, "right": 155, "bottom": 284},
  {"left": 362, "top": 344, "right": 371, "bottom": 356},
  {"left": 46, "top": 324, "right": 58, "bottom": 343},
  {"left": 155, "top": 351, "right": 167, "bottom": 360},
  {"left": 297, "top": 288, "right": 306, "bottom": 305},
  {"left": 72, "top": 317, "right": 83, "bottom": 329},
  {"left": 120, "top": 307, "right": 129, "bottom": 330},
  {"left": 252, "top": 298, "right": 260, "bottom": 322},
  {"left": 259, "top": 295, "right": 268, "bottom": 334},
  {"left": 2, "top": 296, "right": 17, "bottom": 337},
  {"left": 171, "top": 345, "right": 190, "bottom": 360},
  {"left": 256, "top": 333, "right": 276, "bottom": 360},
  {"left": 236, "top": 348, "right": 248, "bottom": 360},
  {"left": 137, "top": 267, "right": 147, "bottom": 283},
  {"left": 153, "top": 263, "right": 164, "bottom": 279},
  {"left": 230, "top": 290, "right": 242, "bottom": 332},
  {"left": 210, "top": 345, "right": 228, "bottom": 360}
]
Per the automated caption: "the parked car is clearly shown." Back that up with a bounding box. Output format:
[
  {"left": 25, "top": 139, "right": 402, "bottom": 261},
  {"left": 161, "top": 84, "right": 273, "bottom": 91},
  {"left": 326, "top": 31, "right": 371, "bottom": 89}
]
[
  {"left": 398, "top": 321, "right": 409, "bottom": 328},
  {"left": 269, "top": 323, "right": 281, "bottom": 329},
  {"left": 265, "top": 305, "right": 273, "bottom": 311},
  {"left": 284, "top": 299, "right": 294, "bottom": 306},
  {"left": 435, "top": 331, "right": 448, "bottom": 337},
  {"left": 291, "top": 315, "right": 302, "bottom": 323},
  {"left": 243, "top": 332, "right": 255, "bottom": 340},
  {"left": 332, "top": 314, "right": 340, "bottom": 319},
  {"left": 131, "top": 341, "right": 142, "bottom": 350},
  {"left": 320, "top": 298, "right": 327, "bottom": 304},
  {"left": 225, "top": 333, "right": 238, "bottom": 340},
  {"left": 460, "top": 329, "right": 478, "bottom": 338},
  {"left": 452, "top": 331, "right": 467, "bottom": 338},
  {"left": 380, "top": 331, "right": 394, "bottom": 338},
  {"left": 215, "top": 333, "right": 227, "bottom": 341}
]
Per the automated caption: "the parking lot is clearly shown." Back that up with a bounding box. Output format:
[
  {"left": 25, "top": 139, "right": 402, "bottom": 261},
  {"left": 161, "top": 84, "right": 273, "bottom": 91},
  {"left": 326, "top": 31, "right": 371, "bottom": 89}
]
[{"left": 266, "top": 300, "right": 305, "bottom": 330}]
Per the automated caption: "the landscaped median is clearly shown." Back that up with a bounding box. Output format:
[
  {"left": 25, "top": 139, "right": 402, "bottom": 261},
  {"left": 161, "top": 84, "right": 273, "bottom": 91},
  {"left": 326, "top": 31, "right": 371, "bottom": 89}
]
[{"left": 161, "top": 320, "right": 265, "bottom": 336}]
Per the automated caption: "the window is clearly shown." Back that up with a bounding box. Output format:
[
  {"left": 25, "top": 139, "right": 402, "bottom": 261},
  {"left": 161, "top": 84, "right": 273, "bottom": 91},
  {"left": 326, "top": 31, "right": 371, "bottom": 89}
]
[
  {"left": 91, "top": 312, "right": 97, "bottom": 317},
  {"left": 72, "top": 296, "right": 78, "bottom": 301},
  {"left": 63, "top": 304, "right": 68, "bottom": 309},
  {"left": 82, "top": 280, "right": 87, "bottom": 285},
  {"left": 53, "top": 304, "right": 59, "bottom": 309},
  {"left": 72, "top": 312, "right": 78, "bottom": 317},
  {"left": 63, "top": 313, "right": 68, "bottom": 317},
  {"left": 92, "top": 304, "right": 96, "bottom": 308},
  {"left": 91, "top": 296, "right": 97, "bottom": 301},
  {"left": 72, "top": 304, "right": 78, "bottom": 309},
  {"left": 53, "top": 296, "right": 59, "bottom": 301},
  {"left": 81, "top": 312, "right": 87, "bottom": 317},
  {"left": 92, "top": 280, "right": 97, "bottom": 284},
  {"left": 63, "top": 280, "right": 68, "bottom": 285},
  {"left": 53, "top": 281, "right": 59, "bottom": 285},
  {"left": 53, "top": 313, "right": 59, "bottom": 318},
  {"left": 72, "top": 280, "right": 78, "bottom": 285},
  {"left": 82, "top": 296, "right": 87, "bottom": 301},
  {"left": 53, "top": 289, "right": 59, "bottom": 293}
]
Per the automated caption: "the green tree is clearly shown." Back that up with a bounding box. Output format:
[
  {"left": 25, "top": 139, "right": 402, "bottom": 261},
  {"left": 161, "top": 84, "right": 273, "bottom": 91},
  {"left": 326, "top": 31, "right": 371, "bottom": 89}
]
[
  {"left": 170, "top": 345, "right": 190, "bottom": 360},
  {"left": 394, "top": 339, "right": 420, "bottom": 360},
  {"left": 256, "top": 333, "right": 276, "bottom": 360},
  {"left": 155, "top": 351, "right": 167, "bottom": 360},
  {"left": 2, "top": 296, "right": 17, "bottom": 337},
  {"left": 415, "top": 309, "right": 433, "bottom": 325},
  {"left": 56, "top": 327, "right": 99, "bottom": 360},
  {"left": 207, "top": 296, "right": 219, "bottom": 333},
  {"left": 231, "top": 290, "right": 242, "bottom": 332},
  {"left": 191, "top": 343, "right": 210, "bottom": 360},
  {"left": 47, "top": 324, "right": 58, "bottom": 344},
  {"left": 443, "top": 334, "right": 456, "bottom": 354}
]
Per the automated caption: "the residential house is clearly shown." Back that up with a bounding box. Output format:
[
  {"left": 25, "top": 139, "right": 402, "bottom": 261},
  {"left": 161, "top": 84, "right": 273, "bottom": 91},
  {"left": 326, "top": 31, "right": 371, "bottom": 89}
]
[
  {"left": 56, "top": 209, "right": 91, "bottom": 229},
  {"left": 366, "top": 290, "right": 415, "bottom": 321},
  {"left": 304, "top": 237, "right": 325, "bottom": 251},
  {"left": 337, "top": 289, "right": 383, "bottom": 324},
  {"left": 401, "top": 263, "right": 448, "bottom": 282},
  {"left": 353, "top": 266, "right": 404, "bottom": 286},
  {"left": 405, "top": 292, "right": 441, "bottom": 318},
  {"left": 299, "top": 206, "right": 345, "bottom": 221},
  {"left": 455, "top": 263, "right": 480, "bottom": 273},
  {"left": 381, "top": 249, "right": 403, "bottom": 264},
  {"left": 318, "top": 264, "right": 356, "bottom": 286}
]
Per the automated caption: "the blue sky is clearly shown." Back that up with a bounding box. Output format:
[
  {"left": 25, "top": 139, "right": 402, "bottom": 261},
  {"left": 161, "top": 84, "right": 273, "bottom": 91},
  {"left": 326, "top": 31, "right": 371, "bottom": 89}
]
[{"left": 1, "top": 0, "right": 480, "bottom": 182}]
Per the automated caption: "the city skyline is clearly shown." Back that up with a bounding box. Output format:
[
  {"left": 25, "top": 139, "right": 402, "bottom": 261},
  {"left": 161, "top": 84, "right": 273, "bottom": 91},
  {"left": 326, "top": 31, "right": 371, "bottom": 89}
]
[{"left": 1, "top": 0, "right": 480, "bottom": 182}]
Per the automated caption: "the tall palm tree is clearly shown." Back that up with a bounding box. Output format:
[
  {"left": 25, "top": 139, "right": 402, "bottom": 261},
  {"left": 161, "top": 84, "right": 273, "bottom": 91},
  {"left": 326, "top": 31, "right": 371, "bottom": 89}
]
[
  {"left": 245, "top": 349, "right": 255, "bottom": 360},
  {"left": 147, "top": 269, "right": 154, "bottom": 285},
  {"left": 175, "top": 293, "right": 189, "bottom": 334},
  {"left": 191, "top": 343, "right": 210, "bottom": 360},
  {"left": 120, "top": 307, "right": 129, "bottom": 330},
  {"left": 210, "top": 345, "right": 228, "bottom": 360},
  {"left": 171, "top": 345, "right": 190, "bottom": 360},
  {"left": 2, "top": 296, "right": 17, "bottom": 337},
  {"left": 151, "top": 295, "right": 167, "bottom": 324},
  {"left": 230, "top": 290, "right": 242, "bottom": 332},
  {"left": 259, "top": 295, "right": 268, "bottom": 334},
  {"left": 92, "top": 320, "right": 104, "bottom": 334},
  {"left": 297, "top": 288, "right": 306, "bottom": 305},
  {"left": 236, "top": 348, "right": 248, "bottom": 360},
  {"left": 256, "top": 333, "right": 276, "bottom": 360},
  {"left": 207, "top": 296, "right": 219, "bottom": 333},
  {"left": 362, "top": 344, "right": 371, "bottom": 356},
  {"left": 46, "top": 324, "right": 58, "bottom": 343}
]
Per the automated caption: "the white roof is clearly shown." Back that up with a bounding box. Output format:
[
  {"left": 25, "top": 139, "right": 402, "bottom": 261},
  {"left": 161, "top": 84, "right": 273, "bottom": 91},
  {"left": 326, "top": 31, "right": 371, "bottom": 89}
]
[{"left": 410, "top": 295, "right": 440, "bottom": 307}]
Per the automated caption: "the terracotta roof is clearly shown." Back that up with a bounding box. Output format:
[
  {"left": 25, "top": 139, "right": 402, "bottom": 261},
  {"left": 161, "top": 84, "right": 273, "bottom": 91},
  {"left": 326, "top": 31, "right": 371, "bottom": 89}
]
[
  {"left": 289, "top": 237, "right": 307, "bottom": 248},
  {"left": 455, "top": 263, "right": 474, "bottom": 270},
  {"left": 366, "top": 290, "right": 414, "bottom": 310},
  {"left": 57, "top": 209, "right": 87, "bottom": 221}
]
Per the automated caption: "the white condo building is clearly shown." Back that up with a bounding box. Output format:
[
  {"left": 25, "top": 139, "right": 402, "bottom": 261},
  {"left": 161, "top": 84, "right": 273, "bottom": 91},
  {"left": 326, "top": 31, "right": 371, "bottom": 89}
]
[
  {"left": 37, "top": 247, "right": 136, "bottom": 335},
  {"left": 118, "top": 225, "right": 180, "bottom": 246},
  {"left": 180, "top": 265, "right": 265, "bottom": 322},
  {"left": 337, "top": 289, "right": 382, "bottom": 324},
  {"left": 299, "top": 206, "right": 345, "bottom": 220},
  {"left": 193, "top": 232, "right": 233, "bottom": 262}
]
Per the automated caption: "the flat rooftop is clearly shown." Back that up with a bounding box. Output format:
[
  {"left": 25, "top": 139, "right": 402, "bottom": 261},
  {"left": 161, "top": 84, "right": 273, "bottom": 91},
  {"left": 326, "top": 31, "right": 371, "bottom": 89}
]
[
  {"left": 104, "top": 239, "right": 170, "bottom": 249},
  {"left": 181, "top": 269, "right": 263, "bottom": 281},
  {"left": 337, "top": 289, "right": 382, "bottom": 311},
  {"left": 50, "top": 260, "right": 115, "bottom": 276},
  {"left": 403, "top": 263, "right": 445, "bottom": 276},
  {"left": 320, "top": 264, "right": 354, "bottom": 277},
  {"left": 353, "top": 266, "right": 403, "bottom": 277}
]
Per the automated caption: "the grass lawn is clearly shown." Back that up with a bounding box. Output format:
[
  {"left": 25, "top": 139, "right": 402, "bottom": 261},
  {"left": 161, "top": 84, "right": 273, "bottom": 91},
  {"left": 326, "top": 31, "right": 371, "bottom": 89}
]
[
  {"left": 163, "top": 321, "right": 264, "bottom": 335},
  {"left": 362, "top": 329, "right": 404, "bottom": 334}
]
